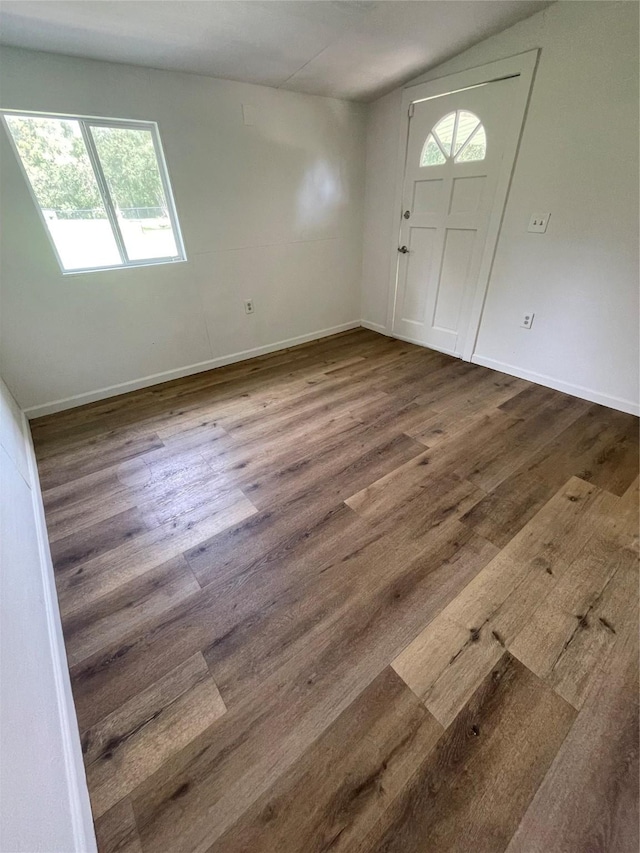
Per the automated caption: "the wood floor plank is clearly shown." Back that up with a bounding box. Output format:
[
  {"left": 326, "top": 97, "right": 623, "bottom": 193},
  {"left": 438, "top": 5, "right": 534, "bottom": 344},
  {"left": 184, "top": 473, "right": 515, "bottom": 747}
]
[
  {"left": 196, "top": 406, "right": 391, "bottom": 498},
  {"left": 83, "top": 652, "right": 226, "bottom": 819},
  {"left": 379, "top": 358, "right": 478, "bottom": 405},
  {"left": 506, "top": 623, "right": 639, "bottom": 853},
  {"left": 344, "top": 404, "right": 519, "bottom": 522},
  {"left": 509, "top": 500, "right": 638, "bottom": 708},
  {"left": 134, "top": 455, "right": 250, "bottom": 527},
  {"left": 359, "top": 654, "right": 576, "bottom": 853},
  {"left": 55, "top": 487, "right": 257, "bottom": 617},
  {"left": 42, "top": 459, "right": 144, "bottom": 539},
  {"left": 392, "top": 614, "right": 470, "bottom": 701},
  {"left": 393, "top": 613, "right": 503, "bottom": 728},
  {"left": 49, "top": 506, "right": 157, "bottom": 574},
  {"left": 94, "top": 798, "right": 143, "bottom": 853},
  {"left": 344, "top": 437, "right": 486, "bottom": 526},
  {"left": 405, "top": 385, "right": 520, "bottom": 449},
  {"left": 242, "top": 430, "right": 427, "bottom": 512},
  {"left": 464, "top": 392, "right": 590, "bottom": 492},
  {"left": 599, "top": 474, "right": 639, "bottom": 551},
  {"left": 207, "top": 668, "right": 443, "bottom": 853},
  {"left": 422, "top": 368, "right": 527, "bottom": 416},
  {"left": 548, "top": 553, "right": 638, "bottom": 709},
  {"left": 461, "top": 403, "right": 639, "bottom": 546},
  {"left": 149, "top": 347, "right": 375, "bottom": 413},
  {"left": 63, "top": 554, "right": 200, "bottom": 667},
  {"left": 34, "top": 422, "right": 164, "bottom": 463},
  {"left": 497, "top": 382, "right": 573, "bottom": 418},
  {"left": 42, "top": 447, "right": 217, "bottom": 540},
  {"left": 459, "top": 467, "right": 558, "bottom": 548},
  {"left": 441, "top": 477, "right": 602, "bottom": 635},
  {"left": 349, "top": 475, "right": 486, "bottom": 553},
  {"left": 392, "top": 477, "right": 619, "bottom": 727},
  {"left": 184, "top": 487, "right": 377, "bottom": 588},
  {"left": 36, "top": 431, "right": 165, "bottom": 491},
  {"left": 526, "top": 404, "right": 639, "bottom": 497},
  {"left": 212, "top": 374, "right": 389, "bottom": 444}
]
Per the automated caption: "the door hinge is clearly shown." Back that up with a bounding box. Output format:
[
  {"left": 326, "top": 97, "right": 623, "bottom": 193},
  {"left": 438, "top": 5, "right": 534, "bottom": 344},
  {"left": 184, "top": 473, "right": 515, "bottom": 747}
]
[{"left": 408, "top": 103, "right": 415, "bottom": 118}]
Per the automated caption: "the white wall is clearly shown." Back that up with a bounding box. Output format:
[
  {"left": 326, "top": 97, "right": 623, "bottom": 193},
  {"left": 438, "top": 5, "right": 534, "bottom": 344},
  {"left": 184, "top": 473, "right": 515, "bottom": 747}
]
[
  {"left": 361, "top": 1, "right": 639, "bottom": 415},
  {"left": 0, "top": 47, "right": 366, "bottom": 415},
  {"left": 0, "top": 377, "right": 96, "bottom": 852}
]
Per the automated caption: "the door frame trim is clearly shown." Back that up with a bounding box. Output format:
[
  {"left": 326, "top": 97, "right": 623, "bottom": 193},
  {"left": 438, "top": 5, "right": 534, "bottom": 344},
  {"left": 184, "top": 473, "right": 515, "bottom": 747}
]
[{"left": 386, "top": 49, "right": 540, "bottom": 361}]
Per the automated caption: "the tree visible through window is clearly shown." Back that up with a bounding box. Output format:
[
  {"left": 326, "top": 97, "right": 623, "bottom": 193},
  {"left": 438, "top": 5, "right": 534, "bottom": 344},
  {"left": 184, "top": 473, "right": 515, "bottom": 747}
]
[
  {"left": 420, "top": 110, "right": 486, "bottom": 167},
  {"left": 2, "top": 113, "right": 185, "bottom": 272}
]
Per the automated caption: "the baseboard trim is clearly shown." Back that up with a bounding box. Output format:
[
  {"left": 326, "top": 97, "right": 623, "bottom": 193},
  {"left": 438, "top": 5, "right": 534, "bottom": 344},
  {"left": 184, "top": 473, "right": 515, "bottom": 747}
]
[
  {"left": 362, "top": 329, "right": 639, "bottom": 416},
  {"left": 360, "top": 319, "right": 389, "bottom": 335},
  {"left": 25, "top": 321, "right": 362, "bottom": 418},
  {"left": 23, "top": 415, "right": 97, "bottom": 851},
  {"left": 472, "top": 354, "right": 640, "bottom": 416},
  {"left": 23, "top": 323, "right": 638, "bottom": 419},
  {"left": 384, "top": 330, "right": 459, "bottom": 359}
]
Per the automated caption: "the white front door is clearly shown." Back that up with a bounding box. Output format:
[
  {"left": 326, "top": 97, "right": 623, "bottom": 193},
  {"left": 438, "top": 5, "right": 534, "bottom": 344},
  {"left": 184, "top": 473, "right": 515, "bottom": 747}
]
[{"left": 392, "top": 77, "right": 518, "bottom": 358}]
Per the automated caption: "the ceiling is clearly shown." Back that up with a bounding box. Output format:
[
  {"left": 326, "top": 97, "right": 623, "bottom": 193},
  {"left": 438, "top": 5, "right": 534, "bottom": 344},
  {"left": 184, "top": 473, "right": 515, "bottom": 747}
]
[{"left": 0, "top": 1, "right": 551, "bottom": 102}]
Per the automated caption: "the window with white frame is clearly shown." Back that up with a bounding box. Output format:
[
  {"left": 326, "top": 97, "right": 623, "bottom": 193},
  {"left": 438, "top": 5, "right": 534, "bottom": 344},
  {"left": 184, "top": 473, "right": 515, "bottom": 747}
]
[{"left": 2, "top": 112, "right": 186, "bottom": 273}]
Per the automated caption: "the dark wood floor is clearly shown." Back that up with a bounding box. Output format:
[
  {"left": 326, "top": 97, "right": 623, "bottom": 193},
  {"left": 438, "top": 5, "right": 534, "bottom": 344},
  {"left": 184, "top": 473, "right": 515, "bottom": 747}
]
[{"left": 31, "top": 329, "right": 639, "bottom": 853}]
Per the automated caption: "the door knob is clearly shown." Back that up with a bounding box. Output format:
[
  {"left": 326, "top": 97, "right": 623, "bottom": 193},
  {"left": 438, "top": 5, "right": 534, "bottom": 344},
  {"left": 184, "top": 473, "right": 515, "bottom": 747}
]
[{"left": 398, "top": 246, "right": 409, "bottom": 254}]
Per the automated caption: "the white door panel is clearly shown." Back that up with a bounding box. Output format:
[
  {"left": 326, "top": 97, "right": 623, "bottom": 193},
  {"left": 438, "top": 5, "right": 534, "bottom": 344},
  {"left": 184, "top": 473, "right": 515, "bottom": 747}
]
[
  {"left": 393, "top": 77, "right": 518, "bottom": 357},
  {"left": 401, "top": 226, "right": 438, "bottom": 324}
]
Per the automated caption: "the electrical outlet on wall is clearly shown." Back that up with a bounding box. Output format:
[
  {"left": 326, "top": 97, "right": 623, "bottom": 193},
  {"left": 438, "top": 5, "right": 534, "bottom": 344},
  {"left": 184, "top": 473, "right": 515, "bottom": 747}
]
[
  {"left": 244, "top": 299, "right": 255, "bottom": 314},
  {"left": 528, "top": 213, "right": 550, "bottom": 233},
  {"left": 521, "top": 312, "right": 535, "bottom": 329}
]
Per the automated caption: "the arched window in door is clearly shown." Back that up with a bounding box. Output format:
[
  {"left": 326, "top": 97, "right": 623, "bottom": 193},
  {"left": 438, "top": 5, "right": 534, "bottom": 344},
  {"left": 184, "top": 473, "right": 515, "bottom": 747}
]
[{"left": 420, "top": 110, "right": 487, "bottom": 166}]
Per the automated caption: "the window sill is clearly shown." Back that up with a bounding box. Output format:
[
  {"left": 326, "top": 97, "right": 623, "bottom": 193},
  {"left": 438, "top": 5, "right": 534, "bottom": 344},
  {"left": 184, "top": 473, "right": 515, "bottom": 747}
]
[{"left": 61, "top": 256, "right": 188, "bottom": 276}]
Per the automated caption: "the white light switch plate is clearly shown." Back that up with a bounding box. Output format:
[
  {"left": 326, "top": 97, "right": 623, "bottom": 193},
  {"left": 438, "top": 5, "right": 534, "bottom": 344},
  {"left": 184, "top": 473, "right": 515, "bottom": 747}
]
[{"left": 528, "top": 213, "right": 550, "bottom": 233}]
